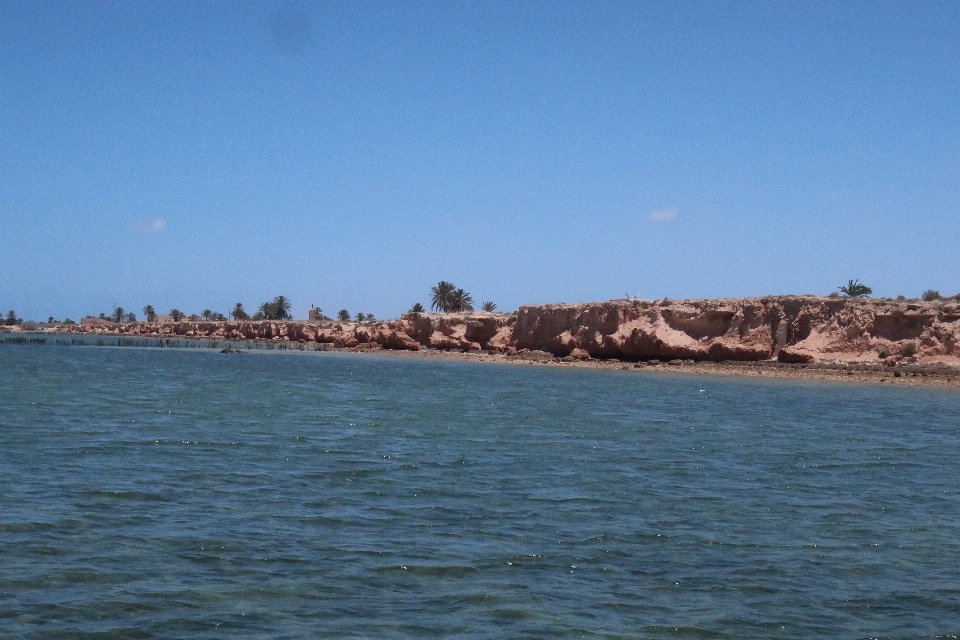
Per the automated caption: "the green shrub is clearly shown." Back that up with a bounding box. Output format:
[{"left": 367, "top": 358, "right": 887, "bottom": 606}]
[
  {"left": 900, "top": 342, "right": 917, "bottom": 357},
  {"left": 922, "top": 290, "right": 942, "bottom": 301},
  {"left": 839, "top": 279, "right": 872, "bottom": 297},
  {"left": 878, "top": 348, "right": 890, "bottom": 359}
]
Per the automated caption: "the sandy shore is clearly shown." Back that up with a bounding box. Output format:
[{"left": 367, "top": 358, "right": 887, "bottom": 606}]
[{"left": 350, "top": 345, "right": 960, "bottom": 389}]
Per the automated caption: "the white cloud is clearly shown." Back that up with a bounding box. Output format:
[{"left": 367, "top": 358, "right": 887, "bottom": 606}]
[
  {"left": 138, "top": 219, "right": 167, "bottom": 233},
  {"left": 648, "top": 207, "right": 677, "bottom": 223}
]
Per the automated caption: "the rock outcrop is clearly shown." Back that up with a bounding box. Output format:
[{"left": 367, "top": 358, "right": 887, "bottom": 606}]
[{"left": 58, "top": 297, "right": 960, "bottom": 365}]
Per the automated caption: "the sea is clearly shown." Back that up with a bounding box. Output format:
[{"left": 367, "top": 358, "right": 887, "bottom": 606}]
[{"left": 1, "top": 337, "right": 959, "bottom": 639}]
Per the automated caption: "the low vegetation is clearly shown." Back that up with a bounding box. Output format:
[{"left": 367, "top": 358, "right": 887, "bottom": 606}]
[{"left": 838, "top": 279, "right": 872, "bottom": 297}]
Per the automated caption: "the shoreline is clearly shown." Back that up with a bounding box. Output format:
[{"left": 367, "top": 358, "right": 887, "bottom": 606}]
[
  {"left": 367, "top": 344, "right": 960, "bottom": 388},
  {"left": 12, "top": 328, "right": 956, "bottom": 388},
  {"left": 23, "top": 294, "right": 960, "bottom": 389}
]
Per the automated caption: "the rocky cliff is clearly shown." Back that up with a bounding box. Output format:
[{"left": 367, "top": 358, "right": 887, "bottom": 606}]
[
  {"left": 61, "top": 297, "right": 960, "bottom": 365},
  {"left": 502, "top": 297, "right": 960, "bottom": 364}
]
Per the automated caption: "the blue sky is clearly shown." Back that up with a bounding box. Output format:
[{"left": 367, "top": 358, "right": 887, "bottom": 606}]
[{"left": 2, "top": 1, "right": 958, "bottom": 321}]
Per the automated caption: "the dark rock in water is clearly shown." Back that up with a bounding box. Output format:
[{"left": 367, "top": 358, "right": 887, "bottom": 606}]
[{"left": 220, "top": 347, "right": 245, "bottom": 354}]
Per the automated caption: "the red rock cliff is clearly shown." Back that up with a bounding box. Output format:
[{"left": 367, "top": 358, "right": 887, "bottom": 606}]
[
  {"left": 61, "top": 297, "right": 960, "bottom": 365},
  {"left": 501, "top": 297, "right": 960, "bottom": 364}
]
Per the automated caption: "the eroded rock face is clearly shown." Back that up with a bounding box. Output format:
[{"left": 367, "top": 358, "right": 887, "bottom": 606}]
[
  {"left": 508, "top": 300, "right": 776, "bottom": 361},
  {"left": 58, "top": 297, "right": 960, "bottom": 364}
]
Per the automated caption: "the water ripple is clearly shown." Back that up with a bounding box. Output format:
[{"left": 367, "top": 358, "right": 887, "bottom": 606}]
[{"left": 1, "top": 344, "right": 960, "bottom": 637}]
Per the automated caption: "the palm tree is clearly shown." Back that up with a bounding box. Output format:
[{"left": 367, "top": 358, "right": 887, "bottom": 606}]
[
  {"left": 170, "top": 309, "right": 184, "bottom": 322},
  {"left": 143, "top": 305, "right": 156, "bottom": 322},
  {"left": 430, "top": 281, "right": 456, "bottom": 312},
  {"left": 839, "top": 279, "right": 872, "bottom": 298},
  {"left": 258, "top": 301, "right": 276, "bottom": 319},
  {"left": 201, "top": 309, "right": 213, "bottom": 321},
  {"left": 481, "top": 301, "right": 497, "bottom": 312},
  {"left": 231, "top": 303, "right": 248, "bottom": 320},
  {"left": 355, "top": 312, "right": 365, "bottom": 323},
  {"left": 449, "top": 288, "right": 474, "bottom": 312},
  {"left": 409, "top": 302, "right": 425, "bottom": 313},
  {"left": 214, "top": 312, "right": 226, "bottom": 321},
  {"left": 338, "top": 309, "right": 350, "bottom": 322},
  {"left": 126, "top": 312, "right": 136, "bottom": 322},
  {"left": 272, "top": 296, "right": 292, "bottom": 320},
  {"left": 112, "top": 307, "right": 125, "bottom": 323}
]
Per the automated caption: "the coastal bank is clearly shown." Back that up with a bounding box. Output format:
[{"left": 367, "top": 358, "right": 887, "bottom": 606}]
[{"left": 51, "top": 296, "right": 960, "bottom": 386}]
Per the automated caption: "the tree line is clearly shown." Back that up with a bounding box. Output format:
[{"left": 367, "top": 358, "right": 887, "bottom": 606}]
[
  {"left": 92, "top": 296, "right": 295, "bottom": 323},
  {"left": 416, "top": 281, "right": 496, "bottom": 313}
]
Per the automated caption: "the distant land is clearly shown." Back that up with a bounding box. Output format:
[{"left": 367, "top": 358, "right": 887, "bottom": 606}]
[{"left": 15, "top": 295, "right": 956, "bottom": 386}]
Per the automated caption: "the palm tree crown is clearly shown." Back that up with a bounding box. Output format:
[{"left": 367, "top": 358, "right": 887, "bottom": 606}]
[
  {"left": 258, "top": 302, "right": 275, "bottom": 319},
  {"left": 839, "top": 279, "right": 872, "bottom": 298},
  {"left": 272, "top": 296, "right": 292, "bottom": 320},
  {"left": 449, "top": 288, "right": 474, "bottom": 312},
  {"left": 430, "top": 281, "right": 456, "bottom": 312}
]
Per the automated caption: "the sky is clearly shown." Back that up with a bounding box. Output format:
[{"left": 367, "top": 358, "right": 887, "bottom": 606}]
[{"left": 2, "top": 0, "right": 959, "bottom": 321}]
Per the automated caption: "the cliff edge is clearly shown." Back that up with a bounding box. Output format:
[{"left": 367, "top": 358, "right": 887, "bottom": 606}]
[{"left": 60, "top": 296, "right": 960, "bottom": 365}]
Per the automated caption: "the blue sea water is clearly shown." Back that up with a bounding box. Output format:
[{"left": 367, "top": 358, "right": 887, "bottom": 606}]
[{"left": 1, "top": 341, "right": 959, "bottom": 639}]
